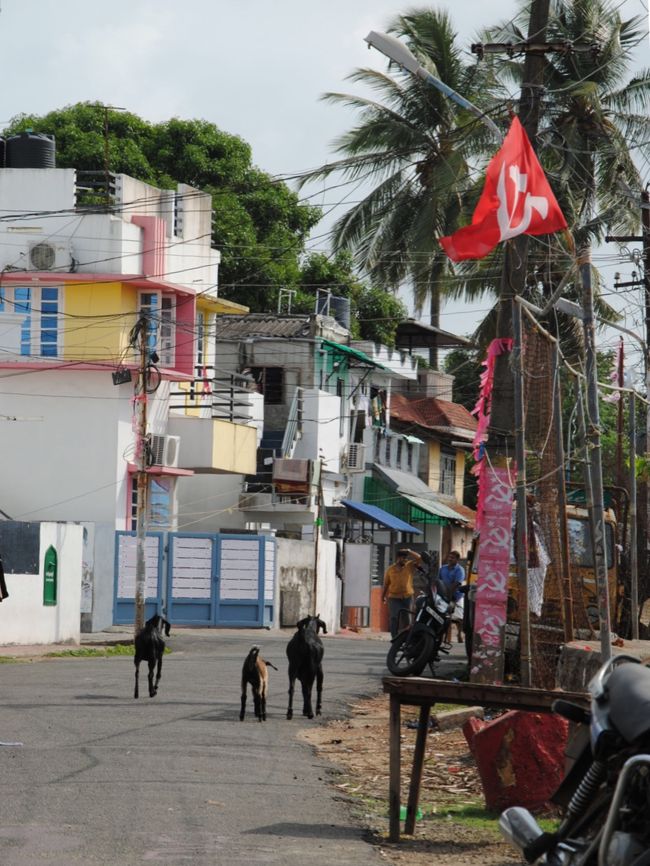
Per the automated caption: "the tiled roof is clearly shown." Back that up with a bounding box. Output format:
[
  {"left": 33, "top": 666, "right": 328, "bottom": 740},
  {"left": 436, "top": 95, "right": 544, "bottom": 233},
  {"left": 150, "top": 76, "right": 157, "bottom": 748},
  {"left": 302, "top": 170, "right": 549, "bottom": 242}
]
[
  {"left": 391, "top": 393, "right": 477, "bottom": 435},
  {"left": 215, "top": 315, "right": 312, "bottom": 340}
]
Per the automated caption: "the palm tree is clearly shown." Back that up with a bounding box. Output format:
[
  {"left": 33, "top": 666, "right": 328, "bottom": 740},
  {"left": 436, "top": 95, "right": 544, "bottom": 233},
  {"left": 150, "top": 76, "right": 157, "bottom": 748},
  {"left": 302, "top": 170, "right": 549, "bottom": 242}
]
[
  {"left": 298, "top": 9, "right": 505, "bottom": 366},
  {"left": 486, "top": 0, "right": 650, "bottom": 306}
]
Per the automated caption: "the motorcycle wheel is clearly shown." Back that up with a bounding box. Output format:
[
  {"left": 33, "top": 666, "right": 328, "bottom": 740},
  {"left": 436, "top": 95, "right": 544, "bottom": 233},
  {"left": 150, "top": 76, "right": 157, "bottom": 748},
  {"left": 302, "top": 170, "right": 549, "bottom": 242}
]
[{"left": 387, "top": 630, "right": 434, "bottom": 677}]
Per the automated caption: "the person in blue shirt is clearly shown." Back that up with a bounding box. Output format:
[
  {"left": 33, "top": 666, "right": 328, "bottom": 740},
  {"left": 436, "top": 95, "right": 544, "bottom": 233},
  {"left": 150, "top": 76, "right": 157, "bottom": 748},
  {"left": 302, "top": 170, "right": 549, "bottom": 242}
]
[{"left": 438, "top": 550, "right": 466, "bottom": 644}]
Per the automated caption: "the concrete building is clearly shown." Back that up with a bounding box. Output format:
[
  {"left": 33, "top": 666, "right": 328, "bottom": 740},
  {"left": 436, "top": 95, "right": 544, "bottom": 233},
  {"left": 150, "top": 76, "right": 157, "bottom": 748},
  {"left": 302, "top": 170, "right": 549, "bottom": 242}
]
[{"left": 0, "top": 135, "right": 259, "bottom": 634}]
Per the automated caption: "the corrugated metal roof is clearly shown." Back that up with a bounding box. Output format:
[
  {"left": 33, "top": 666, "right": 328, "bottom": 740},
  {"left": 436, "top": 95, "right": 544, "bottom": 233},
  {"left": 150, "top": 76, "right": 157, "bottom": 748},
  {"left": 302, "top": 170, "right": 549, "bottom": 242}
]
[
  {"left": 402, "top": 494, "right": 470, "bottom": 525},
  {"left": 341, "top": 499, "right": 422, "bottom": 534},
  {"left": 215, "top": 316, "right": 312, "bottom": 340}
]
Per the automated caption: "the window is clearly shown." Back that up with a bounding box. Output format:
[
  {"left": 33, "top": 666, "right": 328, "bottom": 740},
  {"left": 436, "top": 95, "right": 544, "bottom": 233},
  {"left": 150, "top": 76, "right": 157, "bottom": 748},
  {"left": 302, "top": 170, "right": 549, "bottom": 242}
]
[
  {"left": 196, "top": 310, "right": 205, "bottom": 367},
  {"left": 138, "top": 291, "right": 175, "bottom": 367},
  {"left": 251, "top": 367, "right": 283, "bottom": 404},
  {"left": 440, "top": 449, "right": 456, "bottom": 496},
  {"left": 129, "top": 475, "right": 175, "bottom": 530},
  {"left": 385, "top": 434, "right": 391, "bottom": 465},
  {"left": 407, "top": 442, "right": 413, "bottom": 471},
  {"left": 3, "top": 285, "right": 61, "bottom": 358},
  {"left": 396, "top": 438, "right": 403, "bottom": 468}
]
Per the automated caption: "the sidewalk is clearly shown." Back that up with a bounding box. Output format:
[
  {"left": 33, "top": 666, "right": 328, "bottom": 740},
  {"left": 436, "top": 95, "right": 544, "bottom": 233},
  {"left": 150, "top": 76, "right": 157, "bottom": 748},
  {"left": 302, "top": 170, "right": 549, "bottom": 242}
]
[{"left": 0, "top": 624, "right": 390, "bottom": 659}]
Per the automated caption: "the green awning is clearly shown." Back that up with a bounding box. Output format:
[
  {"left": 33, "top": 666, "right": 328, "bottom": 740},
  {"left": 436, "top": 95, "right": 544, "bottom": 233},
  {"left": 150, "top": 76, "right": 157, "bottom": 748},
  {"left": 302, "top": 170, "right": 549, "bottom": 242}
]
[
  {"left": 321, "top": 339, "right": 387, "bottom": 370},
  {"left": 402, "top": 494, "right": 469, "bottom": 525}
]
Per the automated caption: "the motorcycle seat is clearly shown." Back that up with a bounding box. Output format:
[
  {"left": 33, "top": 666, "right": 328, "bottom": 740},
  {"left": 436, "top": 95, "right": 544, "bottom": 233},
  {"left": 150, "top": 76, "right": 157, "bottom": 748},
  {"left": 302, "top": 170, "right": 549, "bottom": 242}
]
[{"left": 608, "top": 662, "right": 650, "bottom": 743}]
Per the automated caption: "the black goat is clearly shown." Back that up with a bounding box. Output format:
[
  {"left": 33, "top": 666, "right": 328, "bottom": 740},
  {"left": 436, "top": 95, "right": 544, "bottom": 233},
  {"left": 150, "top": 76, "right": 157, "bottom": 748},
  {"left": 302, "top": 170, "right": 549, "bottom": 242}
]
[
  {"left": 286, "top": 614, "right": 327, "bottom": 720},
  {"left": 239, "top": 645, "right": 278, "bottom": 722},
  {"left": 133, "top": 614, "right": 170, "bottom": 699}
]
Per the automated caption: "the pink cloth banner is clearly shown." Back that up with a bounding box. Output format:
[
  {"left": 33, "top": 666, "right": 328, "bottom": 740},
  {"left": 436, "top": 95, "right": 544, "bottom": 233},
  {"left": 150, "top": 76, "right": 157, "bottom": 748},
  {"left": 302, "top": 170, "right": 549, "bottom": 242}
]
[{"left": 473, "top": 465, "right": 514, "bottom": 662}]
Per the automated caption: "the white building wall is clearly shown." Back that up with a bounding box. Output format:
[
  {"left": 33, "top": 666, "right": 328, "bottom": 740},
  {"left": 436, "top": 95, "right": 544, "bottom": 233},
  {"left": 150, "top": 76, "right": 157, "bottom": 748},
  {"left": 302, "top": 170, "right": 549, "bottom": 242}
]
[
  {"left": 0, "top": 371, "right": 133, "bottom": 526},
  {"left": 0, "top": 522, "right": 83, "bottom": 646},
  {"left": 176, "top": 473, "right": 248, "bottom": 533},
  {"left": 276, "top": 536, "right": 339, "bottom": 633},
  {"left": 293, "top": 390, "right": 342, "bottom": 472}
]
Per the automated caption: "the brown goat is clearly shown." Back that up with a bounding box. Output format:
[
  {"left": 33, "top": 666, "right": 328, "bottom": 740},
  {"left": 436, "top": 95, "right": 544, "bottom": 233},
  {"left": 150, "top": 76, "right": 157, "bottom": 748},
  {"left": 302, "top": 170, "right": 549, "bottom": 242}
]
[{"left": 239, "top": 645, "right": 278, "bottom": 722}]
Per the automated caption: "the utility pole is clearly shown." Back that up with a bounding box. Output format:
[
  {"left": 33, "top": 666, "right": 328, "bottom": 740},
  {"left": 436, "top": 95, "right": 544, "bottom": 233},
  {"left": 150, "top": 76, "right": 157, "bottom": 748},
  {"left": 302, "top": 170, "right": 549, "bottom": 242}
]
[
  {"left": 134, "top": 312, "right": 150, "bottom": 634},
  {"left": 512, "top": 299, "right": 531, "bottom": 686},
  {"left": 605, "top": 189, "right": 650, "bottom": 638},
  {"left": 471, "top": 0, "right": 553, "bottom": 684},
  {"left": 579, "top": 249, "right": 612, "bottom": 661},
  {"left": 630, "top": 390, "right": 639, "bottom": 639}
]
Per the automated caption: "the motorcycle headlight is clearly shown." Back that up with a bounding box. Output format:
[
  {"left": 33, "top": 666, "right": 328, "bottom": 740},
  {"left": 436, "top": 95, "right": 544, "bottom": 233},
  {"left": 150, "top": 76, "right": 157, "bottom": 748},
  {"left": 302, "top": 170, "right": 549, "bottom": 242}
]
[{"left": 434, "top": 596, "right": 448, "bottom": 614}]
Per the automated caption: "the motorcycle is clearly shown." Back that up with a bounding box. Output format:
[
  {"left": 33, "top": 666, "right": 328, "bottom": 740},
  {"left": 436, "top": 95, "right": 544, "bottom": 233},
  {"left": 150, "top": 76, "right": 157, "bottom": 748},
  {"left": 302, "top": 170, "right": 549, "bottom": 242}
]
[
  {"left": 386, "top": 556, "right": 458, "bottom": 677},
  {"left": 500, "top": 653, "right": 650, "bottom": 866}
]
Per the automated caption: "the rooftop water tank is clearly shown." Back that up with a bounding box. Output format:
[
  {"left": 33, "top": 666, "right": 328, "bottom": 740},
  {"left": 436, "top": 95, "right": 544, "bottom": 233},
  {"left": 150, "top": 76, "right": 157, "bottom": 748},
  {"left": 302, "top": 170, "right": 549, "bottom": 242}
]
[
  {"left": 6, "top": 131, "right": 56, "bottom": 168},
  {"left": 330, "top": 295, "right": 351, "bottom": 331}
]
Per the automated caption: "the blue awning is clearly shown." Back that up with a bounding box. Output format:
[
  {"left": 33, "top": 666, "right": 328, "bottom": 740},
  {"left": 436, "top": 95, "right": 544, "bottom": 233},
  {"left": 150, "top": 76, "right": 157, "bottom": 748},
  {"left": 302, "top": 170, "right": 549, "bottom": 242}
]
[{"left": 341, "top": 499, "right": 422, "bottom": 534}]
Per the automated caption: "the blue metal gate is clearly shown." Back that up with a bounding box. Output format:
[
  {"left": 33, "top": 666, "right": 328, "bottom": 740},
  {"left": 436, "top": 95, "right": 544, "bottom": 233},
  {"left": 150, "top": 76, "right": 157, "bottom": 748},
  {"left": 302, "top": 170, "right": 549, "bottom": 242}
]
[
  {"left": 113, "top": 532, "right": 165, "bottom": 625},
  {"left": 114, "top": 531, "right": 275, "bottom": 627}
]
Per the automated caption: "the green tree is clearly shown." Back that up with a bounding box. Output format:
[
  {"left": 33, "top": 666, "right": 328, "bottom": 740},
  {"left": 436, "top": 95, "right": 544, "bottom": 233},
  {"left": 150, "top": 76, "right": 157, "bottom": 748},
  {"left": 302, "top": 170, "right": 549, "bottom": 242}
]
[
  {"left": 298, "top": 9, "right": 504, "bottom": 366},
  {"left": 443, "top": 347, "right": 482, "bottom": 411},
  {"left": 3, "top": 105, "right": 321, "bottom": 309},
  {"left": 297, "top": 251, "right": 407, "bottom": 345},
  {"left": 473, "top": 0, "right": 650, "bottom": 346}
]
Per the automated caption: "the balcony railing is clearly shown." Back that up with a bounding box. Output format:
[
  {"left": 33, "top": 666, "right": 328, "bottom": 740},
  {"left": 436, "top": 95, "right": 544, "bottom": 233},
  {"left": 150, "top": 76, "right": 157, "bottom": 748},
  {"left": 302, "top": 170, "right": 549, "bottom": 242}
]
[
  {"left": 169, "top": 366, "right": 264, "bottom": 431},
  {"left": 281, "top": 386, "right": 304, "bottom": 458}
]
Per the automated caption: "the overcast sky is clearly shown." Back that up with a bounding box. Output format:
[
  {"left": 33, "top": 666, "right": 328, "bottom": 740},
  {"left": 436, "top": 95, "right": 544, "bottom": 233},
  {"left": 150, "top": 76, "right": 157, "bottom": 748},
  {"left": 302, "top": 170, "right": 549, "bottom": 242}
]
[{"left": 0, "top": 0, "right": 648, "bottom": 343}]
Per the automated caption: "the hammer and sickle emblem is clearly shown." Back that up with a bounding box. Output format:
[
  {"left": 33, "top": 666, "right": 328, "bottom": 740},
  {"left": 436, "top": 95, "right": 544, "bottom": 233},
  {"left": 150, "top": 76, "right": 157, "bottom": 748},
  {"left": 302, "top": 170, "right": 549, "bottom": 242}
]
[
  {"left": 484, "top": 525, "right": 511, "bottom": 552},
  {"left": 497, "top": 162, "right": 548, "bottom": 241},
  {"left": 478, "top": 568, "right": 508, "bottom": 594},
  {"left": 484, "top": 482, "right": 512, "bottom": 507}
]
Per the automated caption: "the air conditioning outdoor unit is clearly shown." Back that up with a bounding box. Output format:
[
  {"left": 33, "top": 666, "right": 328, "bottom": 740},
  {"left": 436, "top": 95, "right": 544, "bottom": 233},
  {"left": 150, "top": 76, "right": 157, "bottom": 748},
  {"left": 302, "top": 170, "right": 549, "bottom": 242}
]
[
  {"left": 346, "top": 443, "right": 366, "bottom": 472},
  {"left": 149, "top": 434, "right": 181, "bottom": 468},
  {"left": 28, "top": 241, "right": 73, "bottom": 272}
]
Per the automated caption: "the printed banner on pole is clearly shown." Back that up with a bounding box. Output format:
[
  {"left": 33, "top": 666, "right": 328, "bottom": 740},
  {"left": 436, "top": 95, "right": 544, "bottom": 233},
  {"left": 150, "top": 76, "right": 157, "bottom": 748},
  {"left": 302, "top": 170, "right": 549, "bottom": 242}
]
[{"left": 471, "top": 465, "right": 514, "bottom": 683}]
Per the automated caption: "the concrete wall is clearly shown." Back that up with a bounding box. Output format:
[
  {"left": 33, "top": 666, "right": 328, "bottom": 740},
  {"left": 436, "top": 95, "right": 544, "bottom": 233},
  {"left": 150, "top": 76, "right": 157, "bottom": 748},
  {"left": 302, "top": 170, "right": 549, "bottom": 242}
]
[
  {"left": 276, "top": 537, "right": 339, "bottom": 633},
  {"left": 0, "top": 522, "right": 83, "bottom": 646},
  {"left": 0, "top": 371, "right": 132, "bottom": 526}
]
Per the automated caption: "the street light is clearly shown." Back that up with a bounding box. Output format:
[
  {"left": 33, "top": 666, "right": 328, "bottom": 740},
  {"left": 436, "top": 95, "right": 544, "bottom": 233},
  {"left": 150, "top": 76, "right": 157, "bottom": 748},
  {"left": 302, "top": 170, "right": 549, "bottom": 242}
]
[{"left": 364, "top": 30, "right": 503, "bottom": 142}]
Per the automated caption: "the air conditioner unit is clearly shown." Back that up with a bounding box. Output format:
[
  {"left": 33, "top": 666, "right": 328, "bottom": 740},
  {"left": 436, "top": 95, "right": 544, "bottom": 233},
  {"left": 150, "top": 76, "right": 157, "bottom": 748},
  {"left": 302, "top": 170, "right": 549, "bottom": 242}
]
[
  {"left": 28, "top": 241, "right": 72, "bottom": 272},
  {"left": 149, "top": 434, "right": 180, "bottom": 468},
  {"left": 346, "top": 443, "right": 366, "bottom": 472}
]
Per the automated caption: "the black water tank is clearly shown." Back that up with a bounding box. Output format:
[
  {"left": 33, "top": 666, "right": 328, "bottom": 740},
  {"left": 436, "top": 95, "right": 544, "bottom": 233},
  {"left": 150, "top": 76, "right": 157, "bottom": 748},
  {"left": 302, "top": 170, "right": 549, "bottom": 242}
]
[{"left": 6, "top": 132, "right": 56, "bottom": 168}]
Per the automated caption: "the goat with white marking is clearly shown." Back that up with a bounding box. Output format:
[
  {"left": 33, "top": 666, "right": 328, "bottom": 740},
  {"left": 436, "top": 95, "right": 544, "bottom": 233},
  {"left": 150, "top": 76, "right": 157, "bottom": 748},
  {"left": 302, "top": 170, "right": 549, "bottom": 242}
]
[
  {"left": 239, "top": 645, "right": 278, "bottom": 722},
  {"left": 133, "top": 614, "right": 170, "bottom": 699},
  {"left": 286, "top": 614, "right": 327, "bottom": 720}
]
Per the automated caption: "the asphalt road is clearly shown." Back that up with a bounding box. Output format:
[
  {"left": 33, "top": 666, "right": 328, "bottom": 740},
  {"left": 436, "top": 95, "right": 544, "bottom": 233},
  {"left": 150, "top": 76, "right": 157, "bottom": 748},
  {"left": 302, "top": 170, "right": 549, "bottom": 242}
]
[{"left": 0, "top": 629, "right": 467, "bottom": 866}]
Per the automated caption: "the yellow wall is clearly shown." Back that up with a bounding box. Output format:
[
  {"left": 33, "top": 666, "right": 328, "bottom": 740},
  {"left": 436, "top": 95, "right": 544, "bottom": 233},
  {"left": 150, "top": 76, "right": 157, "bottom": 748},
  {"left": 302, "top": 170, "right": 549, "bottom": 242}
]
[
  {"left": 425, "top": 440, "right": 466, "bottom": 503},
  {"left": 63, "top": 281, "right": 137, "bottom": 361},
  {"left": 211, "top": 420, "right": 256, "bottom": 474},
  {"left": 427, "top": 441, "right": 441, "bottom": 490}
]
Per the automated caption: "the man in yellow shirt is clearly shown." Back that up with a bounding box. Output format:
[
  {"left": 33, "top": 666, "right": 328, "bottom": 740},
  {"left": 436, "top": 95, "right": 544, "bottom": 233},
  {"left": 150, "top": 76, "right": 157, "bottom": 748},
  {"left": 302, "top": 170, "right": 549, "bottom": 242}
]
[{"left": 382, "top": 548, "right": 423, "bottom": 638}]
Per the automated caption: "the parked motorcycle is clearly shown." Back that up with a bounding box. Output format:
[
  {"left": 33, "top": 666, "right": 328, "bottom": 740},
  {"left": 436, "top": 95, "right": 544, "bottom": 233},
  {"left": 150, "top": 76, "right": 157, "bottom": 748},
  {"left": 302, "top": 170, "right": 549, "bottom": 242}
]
[
  {"left": 500, "top": 653, "right": 650, "bottom": 866},
  {"left": 386, "top": 554, "right": 457, "bottom": 677}
]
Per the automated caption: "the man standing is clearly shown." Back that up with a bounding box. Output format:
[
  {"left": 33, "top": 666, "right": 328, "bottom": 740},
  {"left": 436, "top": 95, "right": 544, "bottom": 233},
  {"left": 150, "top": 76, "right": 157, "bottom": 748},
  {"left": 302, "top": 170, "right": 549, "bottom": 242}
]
[
  {"left": 382, "top": 548, "right": 423, "bottom": 639},
  {"left": 439, "top": 550, "right": 466, "bottom": 643}
]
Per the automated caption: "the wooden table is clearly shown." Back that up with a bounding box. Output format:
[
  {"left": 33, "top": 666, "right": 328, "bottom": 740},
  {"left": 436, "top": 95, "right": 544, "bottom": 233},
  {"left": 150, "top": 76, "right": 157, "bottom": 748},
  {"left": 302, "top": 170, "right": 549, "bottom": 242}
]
[{"left": 383, "top": 676, "right": 589, "bottom": 841}]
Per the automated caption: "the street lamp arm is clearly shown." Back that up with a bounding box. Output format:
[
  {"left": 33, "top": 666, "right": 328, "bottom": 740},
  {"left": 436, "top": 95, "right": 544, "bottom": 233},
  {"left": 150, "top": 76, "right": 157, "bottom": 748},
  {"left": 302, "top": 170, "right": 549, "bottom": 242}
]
[{"left": 365, "top": 30, "right": 503, "bottom": 143}]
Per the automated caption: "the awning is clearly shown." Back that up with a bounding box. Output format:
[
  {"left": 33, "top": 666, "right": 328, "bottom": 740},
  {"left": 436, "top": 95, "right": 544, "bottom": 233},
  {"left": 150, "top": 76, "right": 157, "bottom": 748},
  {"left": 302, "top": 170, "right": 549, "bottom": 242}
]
[
  {"left": 321, "top": 339, "right": 387, "bottom": 371},
  {"left": 395, "top": 319, "right": 473, "bottom": 352},
  {"left": 341, "top": 499, "right": 422, "bottom": 534},
  {"left": 402, "top": 494, "right": 470, "bottom": 525}
]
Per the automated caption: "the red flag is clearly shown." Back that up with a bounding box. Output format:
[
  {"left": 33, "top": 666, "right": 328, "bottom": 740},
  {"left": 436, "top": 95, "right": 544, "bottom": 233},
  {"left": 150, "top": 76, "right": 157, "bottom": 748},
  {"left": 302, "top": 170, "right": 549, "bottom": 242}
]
[{"left": 439, "top": 116, "right": 567, "bottom": 262}]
